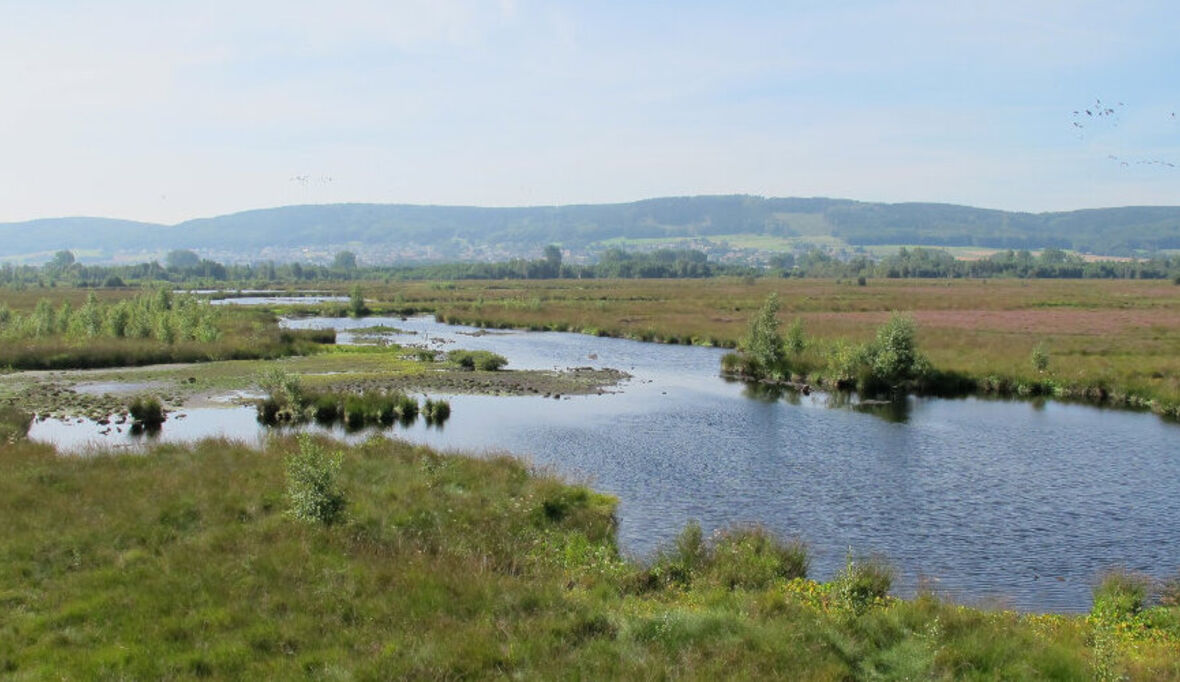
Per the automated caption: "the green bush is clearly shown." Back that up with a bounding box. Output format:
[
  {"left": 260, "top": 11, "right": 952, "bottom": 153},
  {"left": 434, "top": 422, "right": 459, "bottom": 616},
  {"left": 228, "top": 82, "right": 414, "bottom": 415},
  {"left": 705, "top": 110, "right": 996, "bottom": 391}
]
[
  {"left": 834, "top": 552, "right": 894, "bottom": 613},
  {"left": 644, "top": 522, "right": 807, "bottom": 591},
  {"left": 449, "top": 350, "right": 508, "bottom": 371},
  {"left": 647, "top": 521, "right": 709, "bottom": 587},
  {"left": 257, "top": 367, "right": 303, "bottom": 409},
  {"left": 741, "top": 293, "right": 785, "bottom": 379},
  {"left": 423, "top": 398, "right": 451, "bottom": 425},
  {"left": 1031, "top": 341, "right": 1050, "bottom": 373},
  {"left": 128, "top": 396, "right": 165, "bottom": 426},
  {"left": 708, "top": 525, "right": 809, "bottom": 590},
  {"left": 348, "top": 285, "right": 368, "bottom": 317},
  {"left": 1092, "top": 569, "right": 1150, "bottom": 622},
  {"left": 285, "top": 435, "right": 346, "bottom": 525},
  {"left": 784, "top": 317, "right": 806, "bottom": 356},
  {"left": 312, "top": 394, "right": 339, "bottom": 423}
]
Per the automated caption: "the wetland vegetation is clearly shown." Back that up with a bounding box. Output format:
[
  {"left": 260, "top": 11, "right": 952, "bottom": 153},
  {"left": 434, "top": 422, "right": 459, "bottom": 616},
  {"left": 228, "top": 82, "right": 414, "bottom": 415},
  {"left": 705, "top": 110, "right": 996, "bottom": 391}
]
[
  {"left": 3, "top": 279, "right": 1180, "bottom": 678},
  {"left": 0, "top": 420, "right": 1177, "bottom": 678},
  {"left": 225, "top": 276, "right": 1177, "bottom": 420}
]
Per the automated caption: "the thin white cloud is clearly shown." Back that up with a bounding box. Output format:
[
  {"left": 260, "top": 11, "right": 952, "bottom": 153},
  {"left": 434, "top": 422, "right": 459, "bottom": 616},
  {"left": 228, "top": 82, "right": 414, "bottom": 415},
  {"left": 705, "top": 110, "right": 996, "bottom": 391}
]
[{"left": 0, "top": 0, "right": 1176, "bottom": 222}]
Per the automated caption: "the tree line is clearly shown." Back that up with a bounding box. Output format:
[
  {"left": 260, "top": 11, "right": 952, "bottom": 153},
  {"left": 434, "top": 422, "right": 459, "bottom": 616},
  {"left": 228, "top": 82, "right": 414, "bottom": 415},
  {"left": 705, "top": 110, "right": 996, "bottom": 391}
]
[{"left": 4, "top": 245, "right": 1179, "bottom": 289}]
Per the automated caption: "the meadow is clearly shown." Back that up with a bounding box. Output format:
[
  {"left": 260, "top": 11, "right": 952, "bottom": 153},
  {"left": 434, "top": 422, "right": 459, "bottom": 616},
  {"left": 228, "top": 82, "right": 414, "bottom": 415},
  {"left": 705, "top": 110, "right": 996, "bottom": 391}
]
[
  {"left": 1, "top": 425, "right": 1177, "bottom": 679},
  {"left": 319, "top": 277, "right": 1180, "bottom": 417}
]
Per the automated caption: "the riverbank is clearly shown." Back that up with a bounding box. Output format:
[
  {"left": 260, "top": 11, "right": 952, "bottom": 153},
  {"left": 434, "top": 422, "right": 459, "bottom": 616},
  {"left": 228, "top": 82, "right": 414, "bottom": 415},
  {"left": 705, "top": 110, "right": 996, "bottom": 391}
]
[{"left": 2, "top": 429, "right": 1177, "bottom": 679}]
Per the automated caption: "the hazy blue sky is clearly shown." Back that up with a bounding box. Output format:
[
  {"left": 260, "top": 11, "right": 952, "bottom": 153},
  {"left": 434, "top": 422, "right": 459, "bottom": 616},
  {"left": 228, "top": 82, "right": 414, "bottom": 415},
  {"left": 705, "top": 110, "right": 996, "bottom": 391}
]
[{"left": 2, "top": 0, "right": 1177, "bottom": 223}]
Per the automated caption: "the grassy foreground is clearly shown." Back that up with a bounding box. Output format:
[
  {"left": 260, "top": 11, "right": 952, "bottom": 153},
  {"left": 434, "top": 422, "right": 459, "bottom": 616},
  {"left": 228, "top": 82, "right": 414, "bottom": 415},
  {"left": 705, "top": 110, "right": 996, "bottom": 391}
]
[{"left": 2, "top": 432, "right": 1178, "bottom": 679}]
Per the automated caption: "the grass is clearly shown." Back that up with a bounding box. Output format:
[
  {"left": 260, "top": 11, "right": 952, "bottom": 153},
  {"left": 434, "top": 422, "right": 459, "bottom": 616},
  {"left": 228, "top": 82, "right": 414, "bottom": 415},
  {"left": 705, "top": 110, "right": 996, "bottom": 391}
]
[
  {"left": 289, "top": 277, "right": 1180, "bottom": 417},
  {"left": 0, "top": 303, "right": 334, "bottom": 371},
  {"left": 1, "top": 436, "right": 1177, "bottom": 678}
]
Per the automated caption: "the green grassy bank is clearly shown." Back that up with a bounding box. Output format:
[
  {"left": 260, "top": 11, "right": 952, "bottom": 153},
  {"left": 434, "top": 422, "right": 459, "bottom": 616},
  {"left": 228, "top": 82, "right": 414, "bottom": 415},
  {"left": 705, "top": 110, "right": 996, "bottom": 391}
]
[{"left": 1, "top": 427, "right": 1177, "bottom": 679}]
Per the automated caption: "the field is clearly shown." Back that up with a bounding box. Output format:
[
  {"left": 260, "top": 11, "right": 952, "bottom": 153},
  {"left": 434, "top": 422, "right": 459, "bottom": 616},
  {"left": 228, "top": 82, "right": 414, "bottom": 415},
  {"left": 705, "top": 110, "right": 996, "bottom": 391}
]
[{"left": 325, "top": 277, "right": 1180, "bottom": 415}]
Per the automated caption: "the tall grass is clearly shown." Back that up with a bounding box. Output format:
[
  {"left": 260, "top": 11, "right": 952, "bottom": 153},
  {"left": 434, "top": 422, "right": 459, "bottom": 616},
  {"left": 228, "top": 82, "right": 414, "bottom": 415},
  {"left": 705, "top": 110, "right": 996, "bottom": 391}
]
[
  {"left": 0, "top": 437, "right": 1171, "bottom": 678},
  {"left": 255, "top": 369, "right": 432, "bottom": 429},
  {"left": 0, "top": 290, "right": 334, "bottom": 370}
]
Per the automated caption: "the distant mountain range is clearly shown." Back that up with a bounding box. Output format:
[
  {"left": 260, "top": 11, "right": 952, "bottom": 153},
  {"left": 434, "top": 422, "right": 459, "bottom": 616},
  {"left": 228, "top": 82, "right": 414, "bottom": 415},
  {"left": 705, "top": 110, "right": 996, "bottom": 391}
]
[{"left": 3, "top": 196, "right": 1180, "bottom": 264}]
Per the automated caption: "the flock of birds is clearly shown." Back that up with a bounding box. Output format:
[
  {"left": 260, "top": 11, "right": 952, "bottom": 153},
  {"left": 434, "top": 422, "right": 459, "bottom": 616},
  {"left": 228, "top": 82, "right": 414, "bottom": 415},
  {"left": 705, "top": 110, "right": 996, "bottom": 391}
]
[
  {"left": 1072, "top": 98, "right": 1177, "bottom": 170},
  {"left": 289, "top": 175, "right": 335, "bottom": 186},
  {"left": 1070, "top": 98, "right": 1124, "bottom": 133}
]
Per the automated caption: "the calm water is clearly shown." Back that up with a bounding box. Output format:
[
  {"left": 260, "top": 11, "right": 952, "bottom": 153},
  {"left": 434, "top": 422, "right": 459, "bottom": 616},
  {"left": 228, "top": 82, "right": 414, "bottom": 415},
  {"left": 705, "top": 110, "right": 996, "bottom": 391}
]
[{"left": 30, "top": 315, "right": 1180, "bottom": 612}]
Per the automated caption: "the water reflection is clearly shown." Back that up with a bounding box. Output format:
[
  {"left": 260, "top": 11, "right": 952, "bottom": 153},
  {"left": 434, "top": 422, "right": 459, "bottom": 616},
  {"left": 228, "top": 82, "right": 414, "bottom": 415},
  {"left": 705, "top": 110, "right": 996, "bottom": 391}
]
[{"left": 735, "top": 379, "right": 911, "bottom": 423}]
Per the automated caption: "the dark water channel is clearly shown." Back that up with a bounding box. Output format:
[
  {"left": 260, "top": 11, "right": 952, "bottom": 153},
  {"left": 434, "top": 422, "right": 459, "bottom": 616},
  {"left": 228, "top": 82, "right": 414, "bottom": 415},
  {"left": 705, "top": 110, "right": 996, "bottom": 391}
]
[{"left": 30, "top": 314, "right": 1180, "bottom": 612}]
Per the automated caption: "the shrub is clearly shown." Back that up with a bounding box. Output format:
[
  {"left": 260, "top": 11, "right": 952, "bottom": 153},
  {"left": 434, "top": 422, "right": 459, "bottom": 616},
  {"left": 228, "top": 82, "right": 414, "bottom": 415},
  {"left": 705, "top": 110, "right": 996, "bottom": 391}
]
[
  {"left": 128, "top": 396, "right": 165, "bottom": 426},
  {"left": 784, "top": 317, "right": 806, "bottom": 356},
  {"left": 423, "top": 398, "right": 451, "bottom": 425},
  {"left": 393, "top": 393, "right": 419, "bottom": 424},
  {"left": 834, "top": 552, "right": 894, "bottom": 613},
  {"left": 708, "top": 525, "right": 809, "bottom": 590},
  {"left": 348, "top": 285, "right": 368, "bottom": 317},
  {"left": 741, "top": 293, "right": 785, "bottom": 379},
  {"left": 342, "top": 395, "right": 367, "bottom": 429},
  {"left": 285, "top": 435, "right": 346, "bottom": 525},
  {"left": 312, "top": 394, "right": 339, "bottom": 423},
  {"left": 449, "top": 350, "right": 508, "bottom": 371},
  {"left": 1031, "top": 341, "right": 1050, "bottom": 373},
  {"left": 1092, "top": 569, "right": 1149, "bottom": 621},
  {"left": 645, "top": 522, "right": 807, "bottom": 591},
  {"left": 827, "top": 314, "right": 930, "bottom": 396},
  {"left": 648, "top": 521, "right": 709, "bottom": 587},
  {"left": 869, "top": 313, "right": 924, "bottom": 387},
  {"left": 257, "top": 367, "right": 303, "bottom": 409}
]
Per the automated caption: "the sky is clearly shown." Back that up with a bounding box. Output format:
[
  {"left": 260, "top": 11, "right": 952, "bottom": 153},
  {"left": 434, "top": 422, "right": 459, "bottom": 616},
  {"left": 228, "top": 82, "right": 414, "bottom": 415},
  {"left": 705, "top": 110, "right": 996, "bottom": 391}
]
[{"left": 2, "top": 0, "right": 1178, "bottom": 224}]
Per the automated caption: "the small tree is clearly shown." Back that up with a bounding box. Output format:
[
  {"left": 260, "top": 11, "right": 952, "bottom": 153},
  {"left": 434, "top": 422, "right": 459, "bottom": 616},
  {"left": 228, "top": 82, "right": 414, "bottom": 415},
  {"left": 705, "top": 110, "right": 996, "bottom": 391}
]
[
  {"left": 333, "top": 250, "right": 357, "bottom": 270},
  {"left": 1031, "top": 341, "right": 1050, "bottom": 373},
  {"left": 348, "top": 285, "right": 367, "bottom": 317},
  {"left": 785, "top": 317, "right": 806, "bottom": 356},
  {"left": 869, "top": 313, "right": 924, "bottom": 388},
  {"left": 285, "top": 435, "right": 346, "bottom": 525},
  {"left": 743, "top": 293, "right": 785, "bottom": 377}
]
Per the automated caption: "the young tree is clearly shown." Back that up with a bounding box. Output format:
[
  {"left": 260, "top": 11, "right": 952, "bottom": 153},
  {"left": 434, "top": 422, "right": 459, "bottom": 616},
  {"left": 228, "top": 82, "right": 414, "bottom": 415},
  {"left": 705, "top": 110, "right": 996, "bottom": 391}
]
[
  {"left": 1031, "top": 341, "right": 1050, "bottom": 373},
  {"left": 785, "top": 317, "right": 806, "bottom": 356},
  {"left": 348, "top": 284, "right": 367, "bottom": 317},
  {"left": 743, "top": 293, "right": 785, "bottom": 377},
  {"left": 867, "top": 313, "right": 927, "bottom": 390}
]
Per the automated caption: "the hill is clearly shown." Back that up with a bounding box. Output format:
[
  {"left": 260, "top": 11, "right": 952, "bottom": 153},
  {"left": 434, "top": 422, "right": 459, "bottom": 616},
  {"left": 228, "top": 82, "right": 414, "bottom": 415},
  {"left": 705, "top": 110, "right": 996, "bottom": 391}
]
[{"left": 3, "top": 196, "right": 1180, "bottom": 263}]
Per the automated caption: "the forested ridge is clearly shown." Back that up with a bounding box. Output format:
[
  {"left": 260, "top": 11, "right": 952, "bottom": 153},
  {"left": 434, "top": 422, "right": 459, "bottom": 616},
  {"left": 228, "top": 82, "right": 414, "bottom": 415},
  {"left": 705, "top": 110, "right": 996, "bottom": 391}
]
[{"left": 4, "top": 196, "right": 1180, "bottom": 260}]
